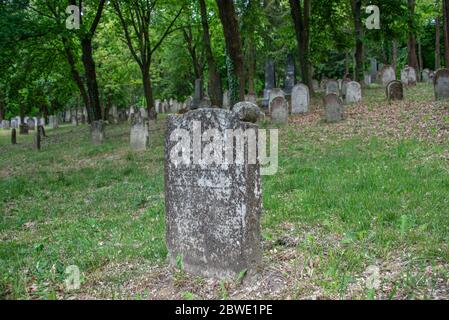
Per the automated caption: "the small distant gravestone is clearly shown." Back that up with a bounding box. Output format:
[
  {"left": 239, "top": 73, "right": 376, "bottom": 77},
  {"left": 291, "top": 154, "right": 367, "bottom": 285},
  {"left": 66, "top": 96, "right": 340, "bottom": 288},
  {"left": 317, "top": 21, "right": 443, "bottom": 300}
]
[
  {"left": 364, "top": 73, "right": 371, "bottom": 85},
  {"left": 11, "top": 119, "right": 18, "bottom": 129},
  {"left": 284, "top": 53, "right": 296, "bottom": 95},
  {"left": 370, "top": 58, "right": 378, "bottom": 82},
  {"left": 386, "top": 80, "right": 404, "bottom": 101},
  {"left": 379, "top": 65, "right": 396, "bottom": 86},
  {"left": 72, "top": 115, "right": 78, "bottom": 126},
  {"left": 345, "top": 81, "right": 362, "bottom": 104},
  {"left": 130, "top": 113, "right": 149, "bottom": 152},
  {"left": 268, "top": 88, "right": 285, "bottom": 113},
  {"left": 326, "top": 80, "right": 340, "bottom": 96},
  {"left": 91, "top": 120, "right": 105, "bottom": 145},
  {"left": 270, "top": 96, "right": 289, "bottom": 124},
  {"left": 401, "top": 66, "right": 417, "bottom": 87},
  {"left": 49, "top": 115, "right": 58, "bottom": 129},
  {"left": 422, "top": 69, "right": 430, "bottom": 83},
  {"left": 2, "top": 120, "right": 10, "bottom": 130},
  {"left": 324, "top": 93, "right": 344, "bottom": 123},
  {"left": 262, "top": 59, "right": 276, "bottom": 108},
  {"left": 291, "top": 84, "right": 310, "bottom": 114},
  {"left": 434, "top": 68, "right": 449, "bottom": 100},
  {"left": 165, "top": 108, "right": 262, "bottom": 279},
  {"left": 341, "top": 79, "right": 350, "bottom": 98},
  {"left": 11, "top": 128, "right": 17, "bottom": 145}
]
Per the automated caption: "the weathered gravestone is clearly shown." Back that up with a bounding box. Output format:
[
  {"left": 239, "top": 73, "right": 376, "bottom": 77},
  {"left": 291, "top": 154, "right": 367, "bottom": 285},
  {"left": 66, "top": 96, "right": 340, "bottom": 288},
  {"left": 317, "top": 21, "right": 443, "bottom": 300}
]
[
  {"left": 422, "top": 69, "right": 430, "bottom": 83},
  {"left": 324, "top": 93, "right": 344, "bottom": 123},
  {"left": 270, "top": 96, "right": 289, "bottom": 124},
  {"left": 345, "top": 81, "right": 362, "bottom": 104},
  {"left": 11, "top": 128, "right": 17, "bottom": 144},
  {"left": 341, "top": 79, "right": 350, "bottom": 98},
  {"left": 291, "top": 84, "right": 310, "bottom": 114},
  {"left": 233, "top": 102, "right": 263, "bottom": 123},
  {"left": 262, "top": 60, "right": 276, "bottom": 108},
  {"left": 386, "top": 80, "right": 404, "bottom": 101},
  {"left": 2, "top": 120, "right": 10, "bottom": 130},
  {"left": 91, "top": 121, "right": 105, "bottom": 145},
  {"left": 130, "top": 113, "right": 149, "bottom": 152},
  {"left": 268, "top": 88, "right": 285, "bottom": 113},
  {"left": 11, "top": 119, "right": 18, "bottom": 129},
  {"left": 370, "top": 58, "right": 378, "bottom": 82},
  {"left": 326, "top": 80, "right": 340, "bottom": 96},
  {"left": 27, "top": 119, "right": 35, "bottom": 130},
  {"left": 222, "top": 90, "right": 230, "bottom": 110},
  {"left": 284, "top": 54, "right": 296, "bottom": 95},
  {"left": 165, "top": 108, "right": 262, "bottom": 279},
  {"left": 49, "top": 115, "right": 58, "bottom": 129},
  {"left": 401, "top": 66, "right": 417, "bottom": 87},
  {"left": 364, "top": 72, "right": 371, "bottom": 86},
  {"left": 191, "top": 79, "right": 203, "bottom": 110},
  {"left": 434, "top": 68, "right": 449, "bottom": 100},
  {"left": 379, "top": 65, "right": 396, "bottom": 86}
]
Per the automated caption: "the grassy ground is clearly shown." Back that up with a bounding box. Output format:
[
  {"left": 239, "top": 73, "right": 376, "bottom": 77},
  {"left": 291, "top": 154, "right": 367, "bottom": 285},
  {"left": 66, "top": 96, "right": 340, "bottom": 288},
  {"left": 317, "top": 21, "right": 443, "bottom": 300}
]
[{"left": 0, "top": 84, "right": 448, "bottom": 300}]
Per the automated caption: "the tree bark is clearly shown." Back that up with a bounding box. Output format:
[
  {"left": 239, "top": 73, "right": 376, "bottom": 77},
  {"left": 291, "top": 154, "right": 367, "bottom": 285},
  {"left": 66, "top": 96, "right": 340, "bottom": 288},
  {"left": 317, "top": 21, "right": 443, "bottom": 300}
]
[
  {"left": 407, "top": 0, "right": 419, "bottom": 70},
  {"left": 216, "top": 0, "right": 245, "bottom": 106},
  {"left": 289, "top": 0, "right": 312, "bottom": 92},
  {"left": 443, "top": 0, "right": 449, "bottom": 66},
  {"left": 81, "top": 37, "right": 102, "bottom": 121},
  {"left": 392, "top": 39, "right": 398, "bottom": 70},
  {"left": 418, "top": 38, "right": 423, "bottom": 78},
  {"left": 436, "top": 14, "right": 441, "bottom": 70},
  {"left": 199, "top": 0, "right": 222, "bottom": 107},
  {"left": 350, "top": 0, "right": 363, "bottom": 82}
]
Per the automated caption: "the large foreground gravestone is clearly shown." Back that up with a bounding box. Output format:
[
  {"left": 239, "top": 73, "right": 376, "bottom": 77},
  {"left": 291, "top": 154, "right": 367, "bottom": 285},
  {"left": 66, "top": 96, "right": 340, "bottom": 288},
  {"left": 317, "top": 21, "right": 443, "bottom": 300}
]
[
  {"left": 379, "top": 65, "right": 396, "bottom": 86},
  {"left": 165, "top": 108, "right": 262, "bottom": 279},
  {"left": 386, "top": 80, "right": 404, "bottom": 101},
  {"left": 270, "top": 96, "right": 289, "bottom": 124},
  {"left": 401, "top": 66, "right": 417, "bottom": 87},
  {"left": 345, "top": 81, "right": 362, "bottom": 104},
  {"left": 91, "top": 121, "right": 105, "bottom": 145},
  {"left": 130, "top": 113, "right": 149, "bottom": 152},
  {"left": 291, "top": 84, "right": 310, "bottom": 114},
  {"left": 434, "top": 68, "right": 449, "bottom": 100},
  {"left": 324, "top": 93, "right": 344, "bottom": 123}
]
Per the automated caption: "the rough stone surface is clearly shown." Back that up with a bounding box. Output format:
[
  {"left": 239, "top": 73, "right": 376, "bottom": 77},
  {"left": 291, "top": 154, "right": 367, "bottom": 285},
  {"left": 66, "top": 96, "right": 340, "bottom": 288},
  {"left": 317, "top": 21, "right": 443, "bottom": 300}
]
[
  {"left": 270, "top": 96, "right": 288, "bottom": 124},
  {"left": 401, "top": 66, "right": 417, "bottom": 87},
  {"left": 422, "top": 69, "right": 430, "bottom": 83},
  {"left": 325, "top": 80, "right": 339, "bottom": 96},
  {"left": 434, "top": 68, "right": 449, "bottom": 100},
  {"left": 91, "top": 121, "right": 105, "bottom": 145},
  {"left": 370, "top": 58, "right": 378, "bottom": 82},
  {"left": 386, "top": 80, "right": 404, "bottom": 101},
  {"left": 345, "top": 81, "right": 362, "bottom": 104},
  {"left": 379, "top": 65, "right": 396, "bottom": 87},
  {"left": 324, "top": 93, "right": 344, "bottom": 123},
  {"left": 130, "top": 114, "right": 149, "bottom": 152},
  {"left": 291, "top": 84, "right": 309, "bottom": 114},
  {"left": 232, "top": 102, "right": 263, "bottom": 123},
  {"left": 284, "top": 54, "right": 296, "bottom": 95},
  {"left": 165, "top": 108, "right": 262, "bottom": 279}
]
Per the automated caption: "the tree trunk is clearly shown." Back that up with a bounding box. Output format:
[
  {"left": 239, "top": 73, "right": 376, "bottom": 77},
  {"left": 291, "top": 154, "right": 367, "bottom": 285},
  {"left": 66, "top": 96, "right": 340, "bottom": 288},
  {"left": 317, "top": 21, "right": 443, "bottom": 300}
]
[
  {"left": 289, "top": 0, "right": 312, "bottom": 92},
  {"left": 216, "top": 0, "right": 245, "bottom": 106},
  {"left": 0, "top": 95, "right": 4, "bottom": 122},
  {"left": 351, "top": 0, "right": 363, "bottom": 82},
  {"left": 199, "top": 0, "right": 222, "bottom": 107},
  {"left": 81, "top": 37, "right": 102, "bottom": 122},
  {"left": 436, "top": 14, "right": 441, "bottom": 70},
  {"left": 392, "top": 39, "right": 398, "bottom": 70},
  {"left": 443, "top": 0, "right": 449, "bottom": 66},
  {"left": 418, "top": 38, "right": 423, "bottom": 79},
  {"left": 142, "top": 64, "right": 156, "bottom": 119},
  {"left": 247, "top": 37, "right": 256, "bottom": 96},
  {"left": 407, "top": 0, "right": 419, "bottom": 70}
]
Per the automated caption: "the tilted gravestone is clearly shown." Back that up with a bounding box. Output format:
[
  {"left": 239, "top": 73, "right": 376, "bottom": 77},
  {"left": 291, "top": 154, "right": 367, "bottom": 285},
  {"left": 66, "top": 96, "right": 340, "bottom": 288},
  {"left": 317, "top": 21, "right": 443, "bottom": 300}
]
[
  {"left": 165, "top": 108, "right": 262, "bottom": 279},
  {"left": 11, "top": 128, "right": 17, "bottom": 145},
  {"left": 270, "top": 96, "right": 289, "bottom": 124},
  {"left": 130, "top": 113, "right": 149, "bottom": 152},
  {"left": 379, "top": 65, "right": 396, "bottom": 87},
  {"left": 434, "top": 68, "right": 449, "bottom": 100},
  {"left": 386, "top": 80, "right": 404, "bottom": 101},
  {"left": 91, "top": 120, "right": 105, "bottom": 145},
  {"left": 268, "top": 88, "right": 285, "bottom": 114},
  {"left": 345, "top": 81, "right": 362, "bottom": 104},
  {"left": 326, "top": 80, "right": 340, "bottom": 96},
  {"left": 232, "top": 101, "right": 263, "bottom": 123},
  {"left": 324, "top": 93, "right": 344, "bottom": 123},
  {"left": 291, "top": 84, "right": 310, "bottom": 114},
  {"left": 401, "top": 66, "right": 417, "bottom": 87}
]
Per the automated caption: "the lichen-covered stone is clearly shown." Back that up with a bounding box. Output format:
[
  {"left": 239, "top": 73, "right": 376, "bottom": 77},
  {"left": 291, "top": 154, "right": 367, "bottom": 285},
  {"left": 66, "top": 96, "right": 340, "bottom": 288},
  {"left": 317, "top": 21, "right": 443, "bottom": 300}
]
[
  {"left": 270, "top": 96, "right": 288, "bottom": 124},
  {"left": 345, "top": 81, "right": 362, "bottom": 104},
  {"left": 324, "top": 93, "right": 344, "bottom": 123},
  {"left": 386, "top": 80, "right": 403, "bottom": 101},
  {"left": 291, "top": 84, "right": 309, "bottom": 114},
  {"left": 130, "top": 114, "right": 149, "bottom": 151},
  {"left": 165, "top": 108, "right": 262, "bottom": 279},
  {"left": 434, "top": 68, "right": 449, "bottom": 100},
  {"left": 232, "top": 102, "right": 263, "bottom": 123}
]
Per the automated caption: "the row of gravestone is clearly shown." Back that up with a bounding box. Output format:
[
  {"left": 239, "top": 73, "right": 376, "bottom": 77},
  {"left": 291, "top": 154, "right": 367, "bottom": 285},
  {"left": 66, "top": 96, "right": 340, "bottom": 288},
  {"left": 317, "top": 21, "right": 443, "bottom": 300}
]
[{"left": 1, "top": 115, "right": 59, "bottom": 131}]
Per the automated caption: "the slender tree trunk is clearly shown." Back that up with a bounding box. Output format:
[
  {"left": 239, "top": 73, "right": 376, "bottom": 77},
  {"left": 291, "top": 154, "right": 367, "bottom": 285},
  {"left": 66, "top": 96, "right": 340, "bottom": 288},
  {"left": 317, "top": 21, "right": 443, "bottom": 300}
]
[
  {"left": 418, "top": 38, "right": 423, "bottom": 79},
  {"left": 142, "top": 64, "right": 156, "bottom": 119},
  {"left": 81, "top": 37, "right": 102, "bottom": 122},
  {"left": 0, "top": 95, "right": 4, "bottom": 122},
  {"left": 216, "top": 0, "right": 245, "bottom": 106},
  {"left": 247, "top": 37, "right": 256, "bottom": 96},
  {"left": 345, "top": 51, "right": 350, "bottom": 75},
  {"left": 407, "top": 0, "right": 419, "bottom": 70},
  {"left": 351, "top": 0, "right": 363, "bottom": 82},
  {"left": 436, "top": 14, "right": 441, "bottom": 70},
  {"left": 199, "top": 0, "right": 222, "bottom": 107},
  {"left": 443, "top": 0, "right": 449, "bottom": 66},
  {"left": 289, "top": 0, "right": 312, "bottom": 92},
  {"left": 392, "top": 39, "right": 398, "bottom": 70}
]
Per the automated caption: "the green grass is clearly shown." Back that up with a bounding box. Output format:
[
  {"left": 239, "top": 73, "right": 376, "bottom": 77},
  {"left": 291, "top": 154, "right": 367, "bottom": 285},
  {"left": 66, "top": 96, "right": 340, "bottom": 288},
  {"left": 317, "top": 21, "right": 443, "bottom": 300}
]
[{"left": 0, "top": 84, "right": 448, "bottom": 299}]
